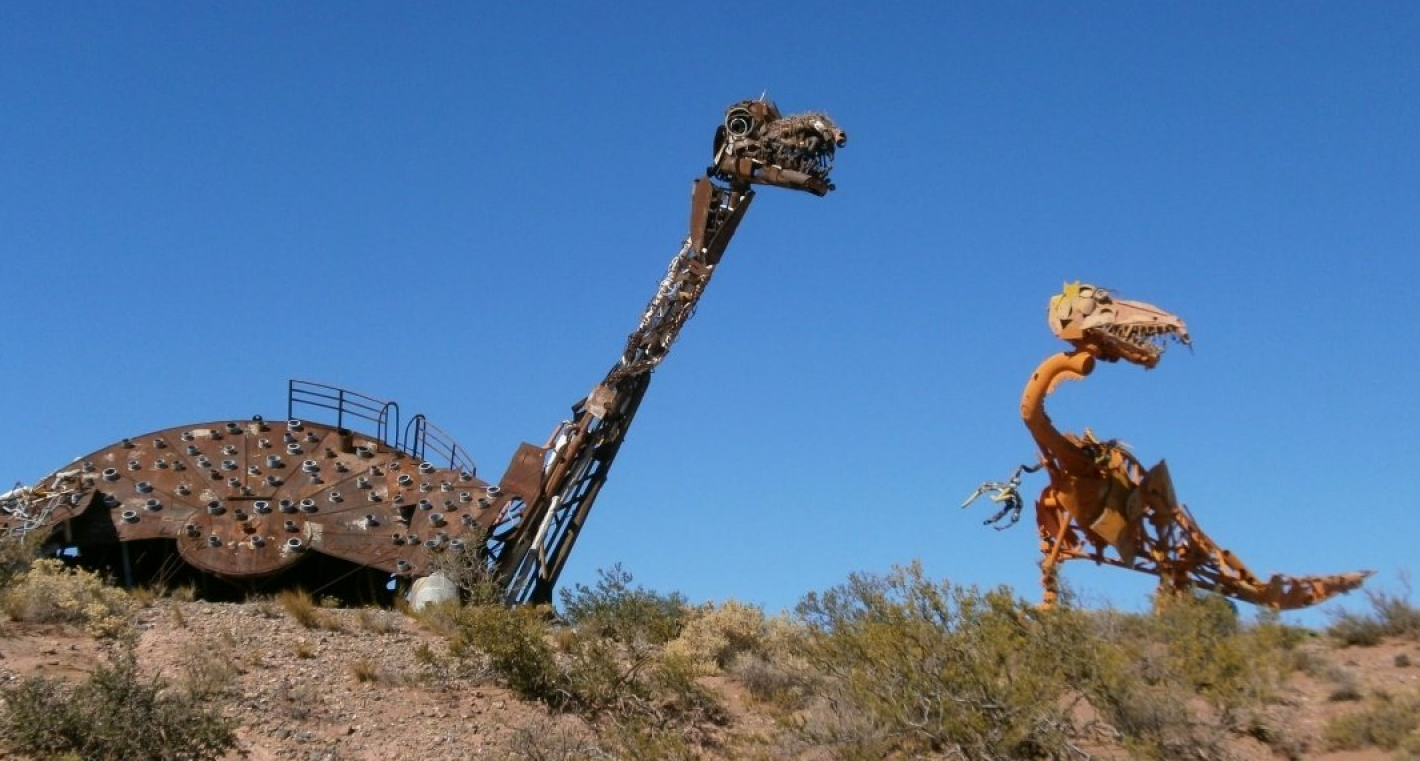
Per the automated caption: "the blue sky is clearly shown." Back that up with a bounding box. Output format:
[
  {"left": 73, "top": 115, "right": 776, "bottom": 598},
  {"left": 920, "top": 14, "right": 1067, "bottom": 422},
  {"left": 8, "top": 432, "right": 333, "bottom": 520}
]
[{"left": 2, "top": 3, "right": 1416, "bottom": 625}]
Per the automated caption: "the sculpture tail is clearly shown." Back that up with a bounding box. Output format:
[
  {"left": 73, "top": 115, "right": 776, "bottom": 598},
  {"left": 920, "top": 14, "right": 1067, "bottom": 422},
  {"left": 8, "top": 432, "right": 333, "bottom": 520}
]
[{"left": 1163, "top": 503, "right": 1374, "bottom": 610}]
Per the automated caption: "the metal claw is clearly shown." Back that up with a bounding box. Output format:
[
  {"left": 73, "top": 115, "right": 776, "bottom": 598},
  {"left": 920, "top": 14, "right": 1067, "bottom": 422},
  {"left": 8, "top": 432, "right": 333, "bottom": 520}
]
[{"left": 962, "top": 463, "right": 1041, "bottom": 531}]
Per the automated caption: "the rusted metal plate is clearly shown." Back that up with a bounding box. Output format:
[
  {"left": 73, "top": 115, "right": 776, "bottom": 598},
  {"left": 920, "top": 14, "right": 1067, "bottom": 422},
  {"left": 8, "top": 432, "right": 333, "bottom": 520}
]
[{"left": 40, "top": 418, "right": 497, "bottom": 581}]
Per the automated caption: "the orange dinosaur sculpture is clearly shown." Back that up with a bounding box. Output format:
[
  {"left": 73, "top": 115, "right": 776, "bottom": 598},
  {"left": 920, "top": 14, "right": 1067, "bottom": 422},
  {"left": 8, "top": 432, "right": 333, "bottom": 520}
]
[{"left": 965, "top": 282, "right": 1372, "bottom": 609}]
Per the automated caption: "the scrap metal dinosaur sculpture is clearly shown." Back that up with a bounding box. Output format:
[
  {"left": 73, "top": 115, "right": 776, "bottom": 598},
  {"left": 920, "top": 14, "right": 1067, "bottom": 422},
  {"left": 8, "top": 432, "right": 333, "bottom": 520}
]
[
  {"left": 1, "top": 98, "right": 846, "bottom": 605},
  {"left": 965, "top": 282, "right": 1372, "bottom": 609}
]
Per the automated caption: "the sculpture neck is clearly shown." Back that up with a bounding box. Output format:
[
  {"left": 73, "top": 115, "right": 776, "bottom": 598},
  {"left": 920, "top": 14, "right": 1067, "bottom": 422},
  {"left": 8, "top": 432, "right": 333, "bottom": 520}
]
[
  {"left": 602, "top": 180, "right": 753, "bottom": 391},
  {"left": 1020, "top": 350, "right": 1098, "bottom": 476}
]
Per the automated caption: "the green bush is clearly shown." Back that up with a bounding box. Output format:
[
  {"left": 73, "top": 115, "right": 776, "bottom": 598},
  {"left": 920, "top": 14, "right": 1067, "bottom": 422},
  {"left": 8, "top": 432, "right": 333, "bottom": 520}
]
[
  {"left": 559, "top": 564, "right": 687, "bottom": 650},
  {"left": 1156, "top": 592, "right": 1286, "bottom": 721},
  {"left": 0, "top": 642, "right": 236, "bottom": 761},
  {"left": 1061, "top": 594, "right": 1301, "bottom": 760},
  {"left": 1068, "top": 608, "right": 1225, "bottom": 761},
  {"left": 787, "top": 566, "right": 1294, "bottom": 761},
  {"left": 793, "top": 562, "right": 1085, "bottom": 760},
  {"left": 452, "top": 603, "right": 564, "bottom": 705}
]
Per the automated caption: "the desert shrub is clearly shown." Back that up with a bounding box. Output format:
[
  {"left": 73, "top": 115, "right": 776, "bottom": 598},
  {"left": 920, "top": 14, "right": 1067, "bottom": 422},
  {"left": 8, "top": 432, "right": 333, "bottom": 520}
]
[
  {"left": 410, "top": 597, "right": 465, "bottom": 637},
  {"left": 597, "top": 717, "right": 697, "bottom": 761},
  {"left": 559, "top": 564, "right": 687, "bottom": 650},
  {"left": 1, "top": 558, "right": 134, "bottom": 637},
  {"left": 0, "top": 642, "right": 237, "bottom": 761},
  {"left": 453, "top": 604, "right": 564, "bottom": 704},
  {"left": 1329, "top": 682, "right": 1365, "bottom": 702},
  {"left": 1154, "top": 592, "right": 1286, "bottom": 722},
  {"left": 425, "top": 531, "right": 505, "bottom": 605},
  {"left": 356, "top": 605, "right": 401, "bottom": 633},
  {"left": 277, "top": 588, "right": 335, "bottom": 629},
  {"left": 1324, "top": 690, "right": 1420, "bottom": 752},
  {"left": 497, "top": 716, "right": 602, "bottom": 761},
  {"left": 1329, "top": 580, "right": 1420, "bottom": 647},
  {"left": 1329, "top": 610, "right": 1387, "bottom": 647},
  {"left": 793, "top": 562, "right": 1086, "bottom": 761},
  {"left": 665, "top": 598, "right": 767, "bottom": 673},
  {"left": 0, "top": 532, "right": 42, "bottom": 589},
  {"left": 728, "top": 651, "right": 813, "bottom": 710},
  {"left": 349, "top": 658, "right": 383, "bottom": 683},
  {"left": 646, "top": 652, "right": 726, "bottom": 727},
  {"left": 177, "top": 638, "right": 240, "bottom": 699},
  {"left": 1069, "top": 608, "right": 1225, "bottom": 761},
  {"left": 729, "top": 612, "right": 821, "bottom": 710},
  {"left": 452, "top": 601, "right": 723, "bottom": 723},
  {"left": 1063, "top": 594, "right": 1299, "bottom": 760}
]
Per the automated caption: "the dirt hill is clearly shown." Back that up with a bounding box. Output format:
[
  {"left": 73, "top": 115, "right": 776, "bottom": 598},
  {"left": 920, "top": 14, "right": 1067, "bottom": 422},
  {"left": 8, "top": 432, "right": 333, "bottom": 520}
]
[{"left": 0, "top": 592, "right": 1416, "bottom": 761}]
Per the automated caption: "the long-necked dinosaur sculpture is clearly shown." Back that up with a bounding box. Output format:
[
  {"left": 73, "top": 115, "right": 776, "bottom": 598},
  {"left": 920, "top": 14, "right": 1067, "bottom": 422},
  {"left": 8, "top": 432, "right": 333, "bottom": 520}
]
[
  {"left": 965, "top": 282, "right": 1371, "bottom": 609},
  {"left": 1, "top": 98, "right": 846, "bottom": 605}
]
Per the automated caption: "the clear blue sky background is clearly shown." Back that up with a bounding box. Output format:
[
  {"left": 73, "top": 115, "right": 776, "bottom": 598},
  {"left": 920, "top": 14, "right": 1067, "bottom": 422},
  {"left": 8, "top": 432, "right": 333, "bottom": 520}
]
[{"left": 2, "top": 3, "right": 1416, "bottom": 625}]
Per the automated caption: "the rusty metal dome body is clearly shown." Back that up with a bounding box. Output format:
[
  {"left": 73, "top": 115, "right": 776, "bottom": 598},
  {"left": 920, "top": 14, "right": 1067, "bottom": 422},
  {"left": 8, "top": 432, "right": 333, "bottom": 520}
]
[{"left": 7, "top": 382, "right": 518, "bottom": 587}]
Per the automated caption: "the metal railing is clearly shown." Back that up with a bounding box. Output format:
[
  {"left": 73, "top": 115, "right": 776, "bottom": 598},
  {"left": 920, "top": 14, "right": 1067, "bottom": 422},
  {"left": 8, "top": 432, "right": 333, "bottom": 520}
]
[
  {"left": 287, "top": 379, "right": 475, "bottom": 474},
  {"left": 402, "top": 414, "right": 477, "bottom": 474}
]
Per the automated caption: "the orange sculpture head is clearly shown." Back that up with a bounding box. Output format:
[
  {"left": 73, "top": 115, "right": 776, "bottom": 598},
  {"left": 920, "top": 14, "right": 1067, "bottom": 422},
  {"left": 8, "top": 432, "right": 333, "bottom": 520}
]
[{"left": 1048, "top": 282, "right": 1190, "bottom": 368}]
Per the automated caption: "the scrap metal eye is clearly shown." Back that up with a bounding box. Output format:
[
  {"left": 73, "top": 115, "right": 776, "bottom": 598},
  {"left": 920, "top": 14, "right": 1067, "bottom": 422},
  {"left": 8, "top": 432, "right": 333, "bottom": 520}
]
[{"left": 725, "top": 108, "right": 754, "bottom": 138}]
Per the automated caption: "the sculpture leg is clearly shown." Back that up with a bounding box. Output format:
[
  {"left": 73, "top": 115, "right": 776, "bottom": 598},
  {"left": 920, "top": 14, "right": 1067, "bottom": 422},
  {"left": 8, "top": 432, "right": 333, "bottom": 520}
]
[{"left": 1036, "top": 493, "right": 1074, "bottom": 608}]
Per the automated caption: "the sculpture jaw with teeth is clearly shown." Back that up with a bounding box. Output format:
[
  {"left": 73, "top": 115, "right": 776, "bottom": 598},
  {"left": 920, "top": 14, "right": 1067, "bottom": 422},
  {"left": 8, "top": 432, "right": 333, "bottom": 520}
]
[{"left": 1048, "top": 281, "right": 1190, "bottom": 368}]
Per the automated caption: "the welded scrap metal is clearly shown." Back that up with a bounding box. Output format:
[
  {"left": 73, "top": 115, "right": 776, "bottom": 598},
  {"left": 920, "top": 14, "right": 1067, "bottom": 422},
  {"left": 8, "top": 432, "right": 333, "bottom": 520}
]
[
  {"left": 711, "top": 98, "right": 846, "bottom": 196},
  {"left": 6, "top": 97, "right": 847, "bottom": 606},
  {"left": 494, "top": 99, "right": 847, "bottom": 604},
  {"left": 1, "top": 474, "right": 91, "bottom": 540},
  {"left": 1, "top": 417, "right": 509, "bottom": 581},
  {"left": 965, "top": 282, "right": 1373, "bottom": 610}
]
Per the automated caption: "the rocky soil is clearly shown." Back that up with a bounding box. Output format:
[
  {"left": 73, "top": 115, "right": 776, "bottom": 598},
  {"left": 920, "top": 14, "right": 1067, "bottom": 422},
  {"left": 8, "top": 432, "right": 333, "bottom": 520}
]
[{"left": 0, "top": 598, "right": 1416, "bottom": 760}]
